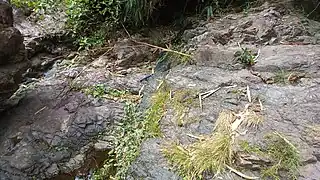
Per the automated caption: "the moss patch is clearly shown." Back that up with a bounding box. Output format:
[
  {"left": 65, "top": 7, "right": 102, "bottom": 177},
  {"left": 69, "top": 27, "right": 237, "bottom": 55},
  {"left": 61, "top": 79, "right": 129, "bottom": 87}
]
[{"left": 171, "top": 88, "right": 199, "bottom": 126}]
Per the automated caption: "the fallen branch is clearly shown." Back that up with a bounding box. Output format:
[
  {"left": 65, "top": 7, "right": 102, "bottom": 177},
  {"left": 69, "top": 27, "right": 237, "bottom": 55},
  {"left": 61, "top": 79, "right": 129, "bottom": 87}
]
[
  {"left": 121, "top": 23, "right": 192, "bottom": 58},
  {"left": 138, "top": 85, "right": 145, "bottom": 97},
  {"left": 131, "top": 39, "right": 192, "bottom": 58}
]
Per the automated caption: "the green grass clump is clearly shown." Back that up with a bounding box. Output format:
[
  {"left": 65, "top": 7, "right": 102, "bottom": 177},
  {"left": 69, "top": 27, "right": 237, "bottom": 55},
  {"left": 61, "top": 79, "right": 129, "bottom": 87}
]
[
  {"left": 242, "top": 109, "right": 264, "bottom": 128},
  {"left": 163, "top": 111, "right": 234, "bottom": 179},
  {"left": 273, "top": 70, "right": 290, "bottom": 84},
  {"left": 240, "top": 132, "right": 300, "bottom": 179},
  {"left": 239, "top": 140, "right": 263, "bottom": 155},
  {"left": 262, "top": 132, "right": 300, "bottom": 179},
  {"left": 83, "top": 84, "right": 127, "bottom": 98},
  {"left": 144, "top": 81, "right": 170, "bottom": 137},
  {"left": 94, "top": 103, "right": 145, "bottom": 179},
  {"left": 171, "top": 89, "right": 199, "bottom": 126}
]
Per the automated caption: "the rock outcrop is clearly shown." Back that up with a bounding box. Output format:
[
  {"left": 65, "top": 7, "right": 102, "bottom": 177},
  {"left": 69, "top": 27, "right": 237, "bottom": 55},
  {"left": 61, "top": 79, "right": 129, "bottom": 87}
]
[
  {"left": 128, "top": 2, "right": 320, "bottom": 180},
  {"left": 0, "top": 1, "right": 28, "bottom": 111}
]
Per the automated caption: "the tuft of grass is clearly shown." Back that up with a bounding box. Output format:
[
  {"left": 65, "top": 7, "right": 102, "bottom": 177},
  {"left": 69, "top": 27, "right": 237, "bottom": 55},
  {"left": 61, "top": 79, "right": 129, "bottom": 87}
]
[
  {"left": 239, "top": 140, "right": 263, "bottom": 155},
  {"left": 83, "top": 84, "right": 140, "bottom": 102},
  {"left": 163, "top": 111, "right": 234, "bottom": 179},
  {"left": 262, "top": 132, "right": 300, "bottom": 179},
  {"left": 240, "top": 133, "right": 300, "bottom": 179},
  {"left": 273, "top": 70, "right": 289, "bottom": 84},
  {"left": 144, "top": 81, "right": 170, "bottom": 137},
  {"left": 171, "top": 89, "right": 199, "bottom": 126},
  {"left": 94, "top": 103, "right": 145, "bottom": 179},
  {"left": 242, "top": 109, "right": 264, "bottom": 128}
]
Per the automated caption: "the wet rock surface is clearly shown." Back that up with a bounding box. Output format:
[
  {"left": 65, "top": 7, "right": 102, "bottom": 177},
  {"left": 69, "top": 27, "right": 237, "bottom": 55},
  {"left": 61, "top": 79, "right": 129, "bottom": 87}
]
[{"left": 129, "top": 3, "right": 320, "bottom": 180}]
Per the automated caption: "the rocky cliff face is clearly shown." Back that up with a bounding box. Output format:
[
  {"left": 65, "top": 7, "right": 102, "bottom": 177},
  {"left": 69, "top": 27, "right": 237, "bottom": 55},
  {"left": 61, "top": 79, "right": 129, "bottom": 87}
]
[
  {"left": 0, "top": 0, "right": 320, "bottom": 179},
  {"left": 0, "top": 0, "right": 29, "bottom": 111}
]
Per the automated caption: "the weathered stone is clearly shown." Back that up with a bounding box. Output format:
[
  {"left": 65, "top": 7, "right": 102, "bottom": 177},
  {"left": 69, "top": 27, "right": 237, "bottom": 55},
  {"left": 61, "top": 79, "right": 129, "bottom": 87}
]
[
  {"left": 0, "top": 1, "right": 29, "bottom": 111},
  {"left": 94, "top": 140, "right": 112, "bottom": 151},
  {"left": 0, "top": 1, "right": 13, "bottom": 28},
  {"left": 128, "top": 3, "right": 320, "bottom": 180}
]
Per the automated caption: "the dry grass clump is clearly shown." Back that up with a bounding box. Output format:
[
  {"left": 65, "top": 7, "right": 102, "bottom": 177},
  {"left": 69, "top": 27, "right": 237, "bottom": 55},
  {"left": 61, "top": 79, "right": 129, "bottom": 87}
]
[{"left": 163, "top": 111, "right": 234, "bottom": 179}]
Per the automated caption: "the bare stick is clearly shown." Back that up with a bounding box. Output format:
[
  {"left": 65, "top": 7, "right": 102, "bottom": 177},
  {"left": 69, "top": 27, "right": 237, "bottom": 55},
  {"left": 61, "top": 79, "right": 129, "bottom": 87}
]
[
  {"left": 35, "top": 106, "right": 47, "bottom": 115},
  {"left": 253, "top": 49, "right": 260, "bottom": 62},
  {"left": 199, "top": 93, "right": 203, "bottom": 110},
  {"left": 201, "top": 87, "right": 221, "bottom": 99},
  {"left": 247, "top": 85, "right": 252, "bottom": 103},
  {"left": 131, "top": 39, "right": 192, "bottom": 58},
  {"left": 138, "top": 85, "right": 145, "bottom": 97},
  {"left": 226, "top": 165, "right": 259, "bottom": 180},
  {"left": 274, "top": 132, "right": 297, "bottom": 150},
  {"left": 121, "top": 23, "right": 131, "bottom": 38},
  {"left": 258, "top": 98, "right": 264, "bottom": 111},
  {"left": 186, "top": 133, "right": 205, "bottom": 141}
]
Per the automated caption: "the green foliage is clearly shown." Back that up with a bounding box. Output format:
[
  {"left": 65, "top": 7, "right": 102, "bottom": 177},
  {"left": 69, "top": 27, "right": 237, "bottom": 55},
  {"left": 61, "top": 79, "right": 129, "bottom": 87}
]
[
  {"left": 234, "top": 47, "right": 256, "bottom": 66},
  {"left": 164, "top": 133, "right": 233, "bottom": 180},
  {"left": 171, "top": 89, "right": 199, "bottom": 126},
  {"left": 77, "top": 29, "right": 107, "bottom": 50},
  {"left": 144, "top": 80, "right": 170, "bottom": 137},
  {"left": 239, "top": 140, "right": 263, "bottom": 155},
  {"left": 123, "top": 0, "right": 161, "bottom": 26},
  {"left": 262, "top": 132, "right": 300, "bottom": 179},
  {"left": 240, "top": 133, "right": 300, "bottom": 179},
  {"left": 273, "top": 69, "right": 290, "bottom": 84},
  {"left": 84, "top": 84, "right": 127, "bottom": 98},
  {"left": 11, "top": 0, "right": 59, "bottom": 14},
  {"left": 65, "top": 0, "right": 121, "bottom": 39},
  {"left": 94, "top": 103, "right": 146, "bottom": 179}
]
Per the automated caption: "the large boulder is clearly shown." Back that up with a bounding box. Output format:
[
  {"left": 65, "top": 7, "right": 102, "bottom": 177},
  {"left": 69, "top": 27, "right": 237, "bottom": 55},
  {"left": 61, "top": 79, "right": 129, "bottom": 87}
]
[{"left": 0, "top": 1, "right": 28, "bottom": 111}]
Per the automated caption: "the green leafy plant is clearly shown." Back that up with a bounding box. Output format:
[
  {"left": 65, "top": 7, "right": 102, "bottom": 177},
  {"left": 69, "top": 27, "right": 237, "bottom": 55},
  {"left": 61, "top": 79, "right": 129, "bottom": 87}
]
[
  {"left": 11, "top": 0, "right": 60, "bottom": 14},
  {"left": 94, "top": 102, "right": 146, "bottom": 179},
  {"left": 234, "top": 47, "right": 256, "bottom": 66},
  {"left": 65, "top": 0, "right": 121, "bottom": 40}
]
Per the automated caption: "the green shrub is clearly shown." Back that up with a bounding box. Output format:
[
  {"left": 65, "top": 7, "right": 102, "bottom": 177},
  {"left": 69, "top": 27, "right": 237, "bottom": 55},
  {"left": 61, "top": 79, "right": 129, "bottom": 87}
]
[
  {"left": 11, "top": 0, "right": 60, "bottom": 14},
  {"left": 65, "top": 0, "right": 121, "bottom": 38}
]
